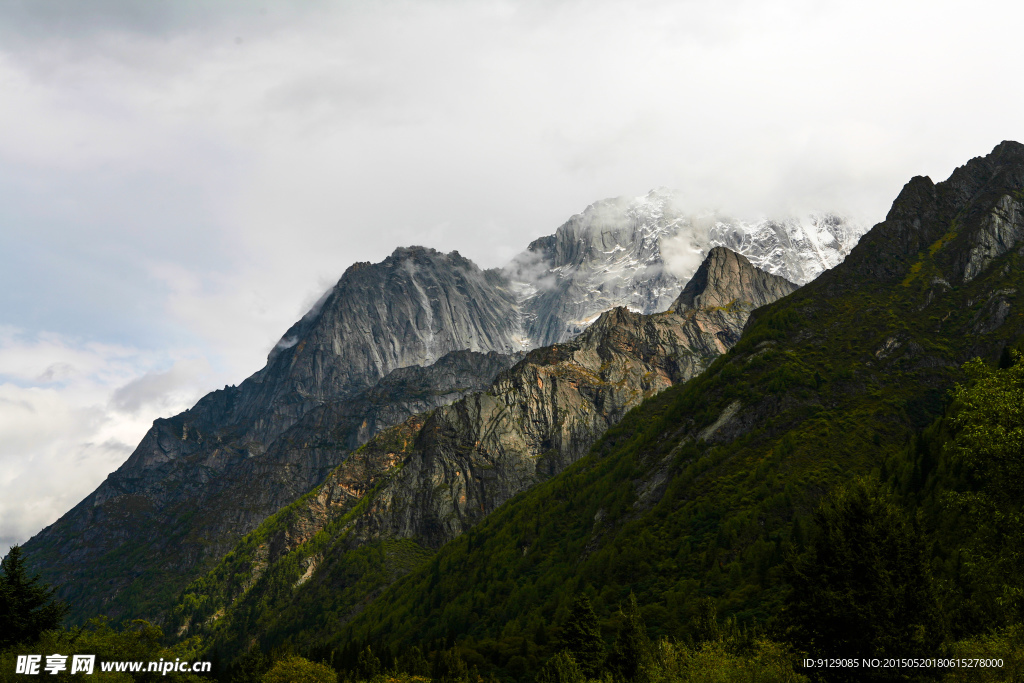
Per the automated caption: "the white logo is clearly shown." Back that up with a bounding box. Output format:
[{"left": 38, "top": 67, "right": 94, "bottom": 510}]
[
  {"left": 71, "top": 655, "right": 96, "bottom": 674},
  {"left": 15, "top": 655, "right": 41, "bottom": 674}
]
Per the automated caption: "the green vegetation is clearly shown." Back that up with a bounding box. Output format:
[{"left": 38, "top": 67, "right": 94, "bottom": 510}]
[
  {"left": 0, "top": 545, "right": 68, "bottom": 649},
  {"left": 307, "top": 210, "right": 1024, "bottom": 680},
  {"left": 261, "top": 655, "right": 337, "bottom": 683},
  {"left": 779, "top": 479, "right": 944, "bottom": 675}
]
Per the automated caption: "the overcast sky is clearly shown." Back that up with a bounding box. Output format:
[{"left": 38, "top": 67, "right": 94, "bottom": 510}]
[{"left": 1, "top": 0, "right": 1022, "bottom": 550}]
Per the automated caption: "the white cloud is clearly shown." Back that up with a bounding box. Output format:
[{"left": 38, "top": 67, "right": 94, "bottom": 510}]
[{"left": 0, "top": 328, "right": 222, "bottom": 549}]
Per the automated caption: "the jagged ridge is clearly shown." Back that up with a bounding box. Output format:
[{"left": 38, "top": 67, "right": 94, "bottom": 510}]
[{"left": 168, "top": 248, "right": 799, "bottom": 656}]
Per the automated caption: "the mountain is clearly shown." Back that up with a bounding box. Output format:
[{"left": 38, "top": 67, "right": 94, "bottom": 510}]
[
  {"left": 167, "top": 247, "right": 797, "bottom": 656},
  {"left": 506, "top": 190, "right": 864, "bottom": 346},
  {"left": 23, "top": 348, "right": 522, "bottom": 624},
  {"left": 319, "top": 141, "right": 1024, "bottom": 677},
  {"left": 20, "top": 196, "right": 858, "bottom": 627}
]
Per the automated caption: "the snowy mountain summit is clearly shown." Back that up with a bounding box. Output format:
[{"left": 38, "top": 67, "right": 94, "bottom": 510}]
[{"left": 505, "top": 189, "right": 867, "bottom": 347}]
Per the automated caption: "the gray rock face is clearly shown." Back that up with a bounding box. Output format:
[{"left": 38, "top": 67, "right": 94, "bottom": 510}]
[
  {"left": 962, "top": 194, "right": 1024, "bottom": 283},
  {"left": 364, "top": 247, "right": 799, "bottom": 548},
  {"left": 837, "top": 141, "right": 1024, "bottom": 288},
  {"left": 174, "top": 248, "right": 800, "bottom": 648},
  {"left": 671, "top": 247, "right": 799, "bottom": 313},
  {"left": 260, "top": 246, "right": 523, "bottom": 413}
]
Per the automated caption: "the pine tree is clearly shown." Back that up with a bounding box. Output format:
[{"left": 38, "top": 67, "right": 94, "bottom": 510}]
[
  {"left": 431, "top": 647, "right": 468, "bottom": 683},
  {"left": 560, "top": 595, "right": 604, "bottom": 678},
  {"left": 687, "top": 597, "right": 719, "bottom": 645},
  {"left": 356, "top": 645, "right": 381, "bottom": 680},
  {"left": 608, "top": 594, "right": 651, "bottom": 683},
  {"left": 398, "top": 645, "right": 430, "bottom": 676},
  {"left": 0, "top": 545, "right": 68, "bottom": 648}
]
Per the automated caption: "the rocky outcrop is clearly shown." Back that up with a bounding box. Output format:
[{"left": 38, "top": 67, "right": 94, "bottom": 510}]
[
  {"left": 358, "top": 249, "right": 798, "bottom": 548},
  {"left": 671, "top": 247, "right": 799, "bottom": 313},
  {"left": 961, "top": 193, "right": 1024, "bottom": 283},
  {"left": 835, "top": 140, "right": 1024, "bottom": 290},
  {"left": 173, "top": 248, "right": 799, "bottom": 649}
]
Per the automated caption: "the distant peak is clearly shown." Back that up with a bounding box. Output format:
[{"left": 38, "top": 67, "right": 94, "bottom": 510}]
[{"left": 670, "top": 246, "right": 798, "bottom": 313}]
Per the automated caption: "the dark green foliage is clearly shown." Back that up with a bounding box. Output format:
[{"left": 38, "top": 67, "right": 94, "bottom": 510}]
[
  {"left": 687, "top": 597, "right": 719, "bottom": 645},
  {"left": 229, "top": 649, "right": 273, "bottom": 683},
  {"left": 357, "top": 645, "right": 381, "bottom": 680},
  {"left": 431, "top": 647, "right": 469, "bottom": 683},
  {"left": 398, "top": 646, "right": 431, "bottom": 677},
  {"left": 779, "top": 478, "right": 944, "bottom": 672},
  {"left": 0, "top": 545, "right": 67, "bottom": 648},
  {"left": 942, "top": 353, "right": 1024, "bottom": 624},
  {"left": 608, "top": 595, "right": 652, "bottom": 683},
  {"left": 559, "top": 596, "right": 603, "bottom": 678},
  {"left": 535, "top": 651, "right": 584, "bottom": 683},
  {"left": 0, "top": 618, "right": 208, "bottom": 682},
  {"left": 947, "top": 354, "right": 1024, "bottom": 507}
]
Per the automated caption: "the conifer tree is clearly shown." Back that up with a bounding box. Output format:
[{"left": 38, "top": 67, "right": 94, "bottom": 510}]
[
  {"left": 398, "top": 645, "right": 431, "bottom": 676},
  {"left": 687, "top": 597, "right": 719, "bottom": 645},
  {"left": 431, "top": 647, "right": 468, "bottom": 683},
  {"left": 0, "top": 545, "right": 67, "bottom": 648},
  {"left": 356, "top": 645, "right": 381, "bottom": 680},
  {"left": 560, "top": 595, "right": 604, "bottom": 678},
  {"left": 608, "top": 594, "right": 651, "bottom": 683}
]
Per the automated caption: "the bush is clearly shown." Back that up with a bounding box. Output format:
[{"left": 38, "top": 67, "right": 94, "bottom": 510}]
[{"left": 261, "top": 655, "right": 337, "bottom": 683}]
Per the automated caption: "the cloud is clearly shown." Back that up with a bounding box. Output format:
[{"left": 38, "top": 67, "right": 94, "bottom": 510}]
[
  {"left": 109, "top": 358, "right": 213, "bottom": 413},
  {"left": 0, "top": 328, "right": 223, "bottom": 547},
  {"left": 660, "top": 237, "right": 707, "bottom": 281}
]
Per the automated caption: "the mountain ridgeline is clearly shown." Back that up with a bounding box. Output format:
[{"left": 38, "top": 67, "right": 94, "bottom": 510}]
[
  {"left": 21, "top": 193, "right": 852, "bottom": 628},
  {"left": 167, "top": 247, "right": 798, "bottom": 655}
]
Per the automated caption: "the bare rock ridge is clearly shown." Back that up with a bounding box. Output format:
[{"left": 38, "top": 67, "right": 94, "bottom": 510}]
[
  {"left": 172, "top": 247, "right": 800, "bottom": 647},
  {"left": 671, "top": 247, "right": 799, "bottom": 312},
  {"left": 327, "top": 248, "right": 799, "bottom": 548},
  {"left": 825, "top": 140, "right": 1024, "bottom": 290}
]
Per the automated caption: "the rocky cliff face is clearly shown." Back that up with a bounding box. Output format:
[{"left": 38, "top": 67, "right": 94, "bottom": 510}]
[
  {"left": 330, "top": 250, "right": 796, "bottom": 548},
  {"left": 506, "top": 190, "right": 864, "bottom": 346},
  {"left": 671, "top": 247, "right": 800, "bottom": 313},
  {"left": 171, "top": 247, "right": 799, "bottom": 651}
]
